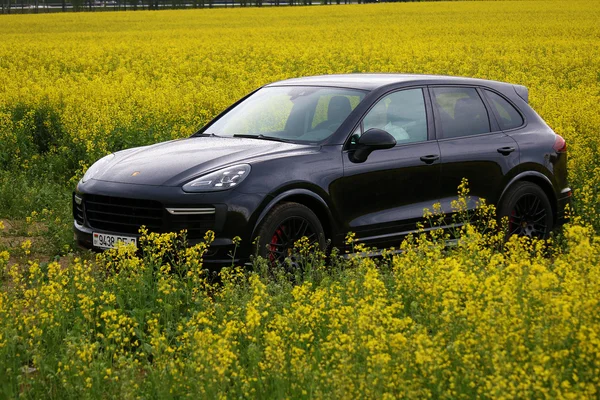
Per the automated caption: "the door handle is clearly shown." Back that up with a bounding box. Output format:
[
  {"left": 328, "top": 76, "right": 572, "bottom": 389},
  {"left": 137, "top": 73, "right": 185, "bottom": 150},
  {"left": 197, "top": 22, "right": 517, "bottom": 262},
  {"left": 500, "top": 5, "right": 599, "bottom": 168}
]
[
  {"left": 419, "top": 154, "right": 440, "bottom": 164},
  {"left": 497, "top": 146, "right": 516, "bottom": 155}
]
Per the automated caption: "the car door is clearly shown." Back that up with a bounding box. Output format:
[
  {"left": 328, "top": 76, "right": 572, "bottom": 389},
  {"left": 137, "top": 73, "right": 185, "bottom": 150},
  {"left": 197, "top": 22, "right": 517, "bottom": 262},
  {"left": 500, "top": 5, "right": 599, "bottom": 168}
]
[
  {"left": 333, "top": 87, "right": 441, "bottom": 249},
  {"left": 430, "top": 86, "right": 520, "bottom": 218}
]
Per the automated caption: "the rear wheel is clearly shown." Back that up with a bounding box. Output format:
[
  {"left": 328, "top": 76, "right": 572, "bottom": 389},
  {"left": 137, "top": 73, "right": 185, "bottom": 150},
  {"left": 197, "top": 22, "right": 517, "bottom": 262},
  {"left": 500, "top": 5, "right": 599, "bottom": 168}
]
[
  {"left": 255, "top": 202, "right": 326, "bottom": 265},
  {"left": 498, "top": 182, "right": 554, "bottom": 239}
]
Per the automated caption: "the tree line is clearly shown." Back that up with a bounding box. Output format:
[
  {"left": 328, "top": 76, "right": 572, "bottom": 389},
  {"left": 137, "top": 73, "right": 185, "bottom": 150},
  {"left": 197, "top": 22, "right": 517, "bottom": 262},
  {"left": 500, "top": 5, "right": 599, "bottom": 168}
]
[{"left": 1, "top": 0, "right": 424, "bottom": 13}]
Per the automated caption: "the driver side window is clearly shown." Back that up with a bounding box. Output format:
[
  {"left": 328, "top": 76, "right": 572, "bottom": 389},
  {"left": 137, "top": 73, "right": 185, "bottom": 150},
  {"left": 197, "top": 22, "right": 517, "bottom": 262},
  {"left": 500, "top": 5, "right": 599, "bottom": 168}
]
[{"left": 362, "top": 88, "right": 428, "bottom": 145}]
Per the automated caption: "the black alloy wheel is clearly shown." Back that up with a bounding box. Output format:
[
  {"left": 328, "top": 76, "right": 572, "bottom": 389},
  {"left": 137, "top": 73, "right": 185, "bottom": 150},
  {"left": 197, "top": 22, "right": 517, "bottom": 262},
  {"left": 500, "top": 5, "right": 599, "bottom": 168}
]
[
  {"left": 255, "top": 202, "right": 326, "bottom": 266},
  {"left": 498, "top": 182, "right": 554, "bottom": 239}
]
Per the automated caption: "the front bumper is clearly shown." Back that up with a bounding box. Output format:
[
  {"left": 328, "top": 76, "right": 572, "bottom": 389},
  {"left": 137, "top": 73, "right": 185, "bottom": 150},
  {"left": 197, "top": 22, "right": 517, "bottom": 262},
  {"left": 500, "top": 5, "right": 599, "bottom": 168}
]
[
  {"left": 73, "top": 221, "right": 240, "bottom": 266},
  {"left": 74, "top": 178, "right": 266, "bottom": 266}
]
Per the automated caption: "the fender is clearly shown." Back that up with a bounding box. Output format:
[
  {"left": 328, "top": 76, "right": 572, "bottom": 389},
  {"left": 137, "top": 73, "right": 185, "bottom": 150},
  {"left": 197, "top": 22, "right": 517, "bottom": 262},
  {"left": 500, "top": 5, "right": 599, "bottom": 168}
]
[
  {"left": 251, "top": 188, "right": 334, "bottom": 238},
  {"left": 498, "top": 170, "right": 555, "bottom": 205}
]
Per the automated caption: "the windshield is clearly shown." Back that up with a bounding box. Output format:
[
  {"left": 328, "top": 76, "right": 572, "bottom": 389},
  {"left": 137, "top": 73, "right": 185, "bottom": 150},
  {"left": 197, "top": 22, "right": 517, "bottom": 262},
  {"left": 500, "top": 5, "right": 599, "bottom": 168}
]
[{"left": 203, "top": 86, "right": 366, "bottom": 143}]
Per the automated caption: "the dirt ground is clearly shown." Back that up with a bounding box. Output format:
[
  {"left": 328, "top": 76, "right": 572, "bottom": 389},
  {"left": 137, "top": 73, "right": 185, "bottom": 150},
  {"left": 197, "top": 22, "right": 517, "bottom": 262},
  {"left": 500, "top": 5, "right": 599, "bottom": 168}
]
[{"left": 0, "top": 218, "right": 82, "bottom": 269}]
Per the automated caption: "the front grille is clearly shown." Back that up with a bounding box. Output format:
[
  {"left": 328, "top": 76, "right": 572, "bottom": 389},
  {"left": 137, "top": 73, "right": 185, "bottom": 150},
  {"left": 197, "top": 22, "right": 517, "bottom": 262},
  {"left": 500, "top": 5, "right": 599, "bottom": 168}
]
[
  {"left": 82, "top": 194, "right": 215, "bottom": 239},
  {"left": 84, "top": 194, "right": 163, "bottom": 235}
]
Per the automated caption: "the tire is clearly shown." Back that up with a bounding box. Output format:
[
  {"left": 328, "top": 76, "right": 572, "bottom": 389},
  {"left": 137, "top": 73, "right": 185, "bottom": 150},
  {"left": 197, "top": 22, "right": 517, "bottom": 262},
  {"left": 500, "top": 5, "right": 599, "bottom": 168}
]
[
  {"left": 498, "top": 182, "right": 554, "bottom": 239},
  {"left": 254, "top": 202, "right": 326, "bottom": 264}
]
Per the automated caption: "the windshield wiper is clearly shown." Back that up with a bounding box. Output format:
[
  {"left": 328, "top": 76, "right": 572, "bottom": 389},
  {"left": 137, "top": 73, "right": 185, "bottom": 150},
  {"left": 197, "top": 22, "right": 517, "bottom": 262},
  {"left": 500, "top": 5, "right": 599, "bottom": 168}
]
[
  {"left": 193, "top": 132, "right": 222, "bottom": 137},
  {"left": 232, "top": 134, "right": 295, "bottom": 143}
]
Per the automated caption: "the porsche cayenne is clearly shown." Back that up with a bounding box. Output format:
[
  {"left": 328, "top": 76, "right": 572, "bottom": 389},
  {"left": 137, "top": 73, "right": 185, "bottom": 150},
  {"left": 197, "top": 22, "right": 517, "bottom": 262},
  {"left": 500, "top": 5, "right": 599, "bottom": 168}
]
[{"left": 73, "top": 74, "right": 571, "bottom": 265}]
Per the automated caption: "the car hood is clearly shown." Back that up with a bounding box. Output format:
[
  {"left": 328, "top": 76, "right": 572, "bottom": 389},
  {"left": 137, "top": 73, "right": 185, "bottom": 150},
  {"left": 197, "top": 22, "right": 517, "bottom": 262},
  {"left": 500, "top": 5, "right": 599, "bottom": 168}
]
[{"left": 91, "top": 137, "right": 315, "bottom": 186}]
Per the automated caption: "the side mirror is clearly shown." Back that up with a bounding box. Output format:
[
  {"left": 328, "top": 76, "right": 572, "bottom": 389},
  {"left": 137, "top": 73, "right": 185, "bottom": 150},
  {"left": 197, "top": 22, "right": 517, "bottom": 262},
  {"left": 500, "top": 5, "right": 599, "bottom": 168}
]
[{"left": 350, "top": 128, "right": 396, "bottom": 163}]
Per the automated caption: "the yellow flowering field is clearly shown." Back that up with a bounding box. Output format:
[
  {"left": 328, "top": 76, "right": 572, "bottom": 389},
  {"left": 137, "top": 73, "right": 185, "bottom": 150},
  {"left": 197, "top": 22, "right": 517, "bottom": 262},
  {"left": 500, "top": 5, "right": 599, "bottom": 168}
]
[
  {"left": 1, "top": 0, "right": 600, "bottom": 398},
  {"left": 1, "top": 201, "right": 600, "bottom": 398}
]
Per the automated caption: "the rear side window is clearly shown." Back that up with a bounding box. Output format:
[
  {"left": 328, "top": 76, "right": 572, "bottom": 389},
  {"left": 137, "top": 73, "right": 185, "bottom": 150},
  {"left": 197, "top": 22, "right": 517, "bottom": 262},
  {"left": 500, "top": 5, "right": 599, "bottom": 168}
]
[
  {"left": 484, "top": 90, "right": 524, "bottom": 130},
  {"left": 431, "top": 87, "right": 491, "bottom": 139}
]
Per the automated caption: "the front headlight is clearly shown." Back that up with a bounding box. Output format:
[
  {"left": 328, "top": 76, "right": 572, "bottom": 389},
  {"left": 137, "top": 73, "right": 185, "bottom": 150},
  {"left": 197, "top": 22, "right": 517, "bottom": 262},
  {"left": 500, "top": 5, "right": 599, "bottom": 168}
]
[
  {"left": 81, "top": 154, "right": 115, "bottom": 183},
  {"left": 182, "top": 164, "right": 251, "bottom": 193}
]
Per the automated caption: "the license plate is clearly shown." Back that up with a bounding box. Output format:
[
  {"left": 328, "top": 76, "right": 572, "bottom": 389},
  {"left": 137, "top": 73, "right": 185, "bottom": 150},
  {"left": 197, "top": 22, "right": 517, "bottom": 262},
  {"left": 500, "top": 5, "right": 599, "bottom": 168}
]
[{"left": 93, "top": 232, "right": 137, "bottom": 249}]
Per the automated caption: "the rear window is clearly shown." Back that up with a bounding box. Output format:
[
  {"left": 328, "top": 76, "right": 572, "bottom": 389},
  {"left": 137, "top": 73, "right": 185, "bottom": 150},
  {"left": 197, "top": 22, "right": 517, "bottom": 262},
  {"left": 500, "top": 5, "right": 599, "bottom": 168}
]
[
  {"left": 484, "top": 90, "right": 524, "bottom": 130},
  {"left": 431, "top": 87, "right": 491, "bottom": 139}
]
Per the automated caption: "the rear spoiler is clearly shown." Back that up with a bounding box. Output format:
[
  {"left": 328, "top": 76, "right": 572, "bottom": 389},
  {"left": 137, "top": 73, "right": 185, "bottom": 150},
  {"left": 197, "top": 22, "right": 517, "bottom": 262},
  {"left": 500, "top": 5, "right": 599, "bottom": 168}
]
[{"left": 513, "top": 84, "right": 529, "bottom": 103}]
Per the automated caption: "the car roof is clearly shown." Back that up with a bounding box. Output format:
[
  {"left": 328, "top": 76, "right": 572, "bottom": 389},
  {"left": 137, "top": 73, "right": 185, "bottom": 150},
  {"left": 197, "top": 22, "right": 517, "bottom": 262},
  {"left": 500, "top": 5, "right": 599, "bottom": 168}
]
[{"left": 266, "top": 73, "right": 514, "bottom": 91}]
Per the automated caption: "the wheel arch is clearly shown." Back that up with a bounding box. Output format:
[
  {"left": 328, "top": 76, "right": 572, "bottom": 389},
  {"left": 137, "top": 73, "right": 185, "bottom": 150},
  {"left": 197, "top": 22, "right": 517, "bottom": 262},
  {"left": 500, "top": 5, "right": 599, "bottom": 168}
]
[
  {"left": 251, "top": 189, "right": 335, "bottom": 242},
  {"left": 499, "top": 171, "right": 558, "bottom": 221}
]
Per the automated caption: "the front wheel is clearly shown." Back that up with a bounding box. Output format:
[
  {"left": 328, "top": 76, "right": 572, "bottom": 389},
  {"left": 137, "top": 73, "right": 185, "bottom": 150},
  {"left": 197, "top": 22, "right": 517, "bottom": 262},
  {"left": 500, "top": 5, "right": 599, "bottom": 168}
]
[
  {"left": 498, "top": 182, "right": 554, "bottom": 239},
  {"left": 255, "top": 202, "right": 326, "bottom": 265}
]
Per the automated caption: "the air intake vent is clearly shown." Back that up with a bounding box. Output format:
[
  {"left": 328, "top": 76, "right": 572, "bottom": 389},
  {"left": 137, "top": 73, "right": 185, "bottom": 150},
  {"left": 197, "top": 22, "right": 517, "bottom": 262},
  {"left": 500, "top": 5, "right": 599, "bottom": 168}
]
[{"left": 73, "top": 193, "right": 84, "bottom": 225}]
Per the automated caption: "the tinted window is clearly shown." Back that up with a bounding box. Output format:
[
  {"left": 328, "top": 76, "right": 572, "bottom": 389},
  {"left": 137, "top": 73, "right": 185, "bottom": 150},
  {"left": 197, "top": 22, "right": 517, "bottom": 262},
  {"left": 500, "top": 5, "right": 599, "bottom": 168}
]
[
  {"left": 362, "top": 89, "right": 428, "bottom": 144},
  {"left": 484, "top": 90, "right": 524, "bottom": 130},
  {"left": 432, "top": 87, "right": 491, "bottom": 139}
]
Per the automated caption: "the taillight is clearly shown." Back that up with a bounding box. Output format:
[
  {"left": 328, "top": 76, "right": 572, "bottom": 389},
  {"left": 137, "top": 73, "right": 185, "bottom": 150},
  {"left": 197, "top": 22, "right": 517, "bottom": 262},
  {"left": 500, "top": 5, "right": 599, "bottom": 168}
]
[{"left": 553, "top": 135, "right": 567, "bottom": 153}]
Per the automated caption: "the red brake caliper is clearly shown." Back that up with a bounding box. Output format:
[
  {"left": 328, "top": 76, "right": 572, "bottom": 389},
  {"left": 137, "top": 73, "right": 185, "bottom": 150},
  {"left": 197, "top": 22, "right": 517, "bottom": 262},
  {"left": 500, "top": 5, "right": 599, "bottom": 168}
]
[{"left": 269, "top": 228, "right": 282, "bottom": 262}]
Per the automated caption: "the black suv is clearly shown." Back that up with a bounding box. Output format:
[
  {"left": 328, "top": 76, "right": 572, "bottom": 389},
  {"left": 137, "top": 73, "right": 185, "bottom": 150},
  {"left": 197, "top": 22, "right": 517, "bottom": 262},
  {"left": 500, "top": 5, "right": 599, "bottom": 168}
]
[{"left": 74, "top": 74, "right": 571, "bottom": 264}]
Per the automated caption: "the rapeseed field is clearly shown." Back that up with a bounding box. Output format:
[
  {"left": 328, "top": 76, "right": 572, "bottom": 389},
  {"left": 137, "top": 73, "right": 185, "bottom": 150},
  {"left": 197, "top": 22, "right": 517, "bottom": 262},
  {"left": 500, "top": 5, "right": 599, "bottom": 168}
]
[{"left": 0, "top": 1, "right": 599, "bottom": 398}]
